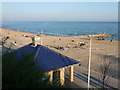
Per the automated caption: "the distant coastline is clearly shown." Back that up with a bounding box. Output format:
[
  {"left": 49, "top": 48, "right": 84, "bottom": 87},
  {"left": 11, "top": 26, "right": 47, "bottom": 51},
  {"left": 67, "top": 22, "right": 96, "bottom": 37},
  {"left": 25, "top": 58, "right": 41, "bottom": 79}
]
[
  {"left": 1, "top": 21, "right": 118, "bottom": 41},
  {"left": 1, "top": 27, "right": 117, "bottom": 42}
]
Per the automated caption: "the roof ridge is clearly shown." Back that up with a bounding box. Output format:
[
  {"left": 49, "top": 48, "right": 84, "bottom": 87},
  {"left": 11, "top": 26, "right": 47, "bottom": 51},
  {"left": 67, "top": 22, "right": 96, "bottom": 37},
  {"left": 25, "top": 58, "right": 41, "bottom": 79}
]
[{"left": 34, "top": 45, "right": 41, "bottom": 61}]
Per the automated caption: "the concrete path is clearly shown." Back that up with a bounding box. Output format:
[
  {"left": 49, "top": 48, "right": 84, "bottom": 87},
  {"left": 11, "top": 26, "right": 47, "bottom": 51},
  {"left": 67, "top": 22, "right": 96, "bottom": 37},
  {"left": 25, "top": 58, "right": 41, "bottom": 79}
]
[{"left": 65, "top": 66, "right": 118, "bottom": 89}]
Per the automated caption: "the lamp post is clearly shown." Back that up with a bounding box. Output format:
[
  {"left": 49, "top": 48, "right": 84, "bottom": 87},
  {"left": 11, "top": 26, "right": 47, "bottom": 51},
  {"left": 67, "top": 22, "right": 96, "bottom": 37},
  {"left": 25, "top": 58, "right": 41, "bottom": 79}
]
[
  {"left": 88, "top": 37, "right": 92, "bottom": 90},
  {"left": 41, "top": 29, "right": 43, "bottom": 45}
]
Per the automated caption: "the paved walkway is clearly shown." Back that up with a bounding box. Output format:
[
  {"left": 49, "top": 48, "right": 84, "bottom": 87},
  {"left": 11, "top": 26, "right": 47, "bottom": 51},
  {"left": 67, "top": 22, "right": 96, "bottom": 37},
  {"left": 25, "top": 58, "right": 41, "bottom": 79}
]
[{"left": 65, "top": 66, "right": 118, "bottom": 89}]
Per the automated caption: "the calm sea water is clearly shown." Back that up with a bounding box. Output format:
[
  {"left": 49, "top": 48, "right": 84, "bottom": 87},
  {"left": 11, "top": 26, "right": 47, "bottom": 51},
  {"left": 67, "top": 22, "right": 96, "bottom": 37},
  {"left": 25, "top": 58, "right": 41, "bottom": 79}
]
[{"left": 1, "top": 21, "right": 118, "bottom": 40}]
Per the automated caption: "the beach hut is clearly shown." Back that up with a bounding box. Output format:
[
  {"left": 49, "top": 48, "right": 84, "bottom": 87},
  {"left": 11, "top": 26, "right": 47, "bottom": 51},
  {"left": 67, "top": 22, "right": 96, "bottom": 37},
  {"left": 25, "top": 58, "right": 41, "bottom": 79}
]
[{"left": 16, "top": 36, "right": 80, "bottom": 85}]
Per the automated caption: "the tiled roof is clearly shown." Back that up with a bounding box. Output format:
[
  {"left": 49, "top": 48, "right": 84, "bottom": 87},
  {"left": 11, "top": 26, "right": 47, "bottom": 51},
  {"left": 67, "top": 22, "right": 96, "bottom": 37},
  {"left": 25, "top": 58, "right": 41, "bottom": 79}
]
[{"left": 16, "top": 43, "right": 80, "bottom": 72}]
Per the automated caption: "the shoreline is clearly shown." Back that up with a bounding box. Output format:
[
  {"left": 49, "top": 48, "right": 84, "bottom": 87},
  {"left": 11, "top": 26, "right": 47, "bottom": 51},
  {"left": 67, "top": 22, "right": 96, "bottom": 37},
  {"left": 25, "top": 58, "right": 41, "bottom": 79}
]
[{"left": 0, "top": 27, "right": 117, "bottom": 41}]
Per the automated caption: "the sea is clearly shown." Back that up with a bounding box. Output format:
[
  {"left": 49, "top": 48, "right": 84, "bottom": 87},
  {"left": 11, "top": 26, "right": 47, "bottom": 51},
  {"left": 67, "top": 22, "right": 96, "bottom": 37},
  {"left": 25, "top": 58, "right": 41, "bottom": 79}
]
[{"left": 0, "top": 21, "right": 119, "bottom": 41}]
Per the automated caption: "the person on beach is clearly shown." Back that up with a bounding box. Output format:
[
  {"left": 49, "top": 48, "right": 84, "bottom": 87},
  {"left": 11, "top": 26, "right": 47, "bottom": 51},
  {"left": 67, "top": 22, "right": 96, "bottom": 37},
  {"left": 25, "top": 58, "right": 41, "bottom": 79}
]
[
  {"left": 110, "top": 38, "right": 113, "bottom": 42},
  {"left": 14, "top": 41, "right": 17, "bottom": 45},
  {"left": 79, "top": 42, "right": 86, "bottom": 46},
  {"left": 58, "top": 38, "right": 61, "bottom": 40}
]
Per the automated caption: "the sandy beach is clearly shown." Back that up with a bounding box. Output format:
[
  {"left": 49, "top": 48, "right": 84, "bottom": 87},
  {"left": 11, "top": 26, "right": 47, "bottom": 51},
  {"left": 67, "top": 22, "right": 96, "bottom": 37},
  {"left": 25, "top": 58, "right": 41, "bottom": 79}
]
[{"left": 0, "top": 27, "right": 119, "bottom": 79}]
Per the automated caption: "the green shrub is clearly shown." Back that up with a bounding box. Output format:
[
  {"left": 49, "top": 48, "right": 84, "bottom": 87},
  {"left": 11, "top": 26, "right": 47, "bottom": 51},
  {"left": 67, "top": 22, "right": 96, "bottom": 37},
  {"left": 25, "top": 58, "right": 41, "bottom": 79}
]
[{"left": 2, "top": 51, "right": 50, "bottom": 88}]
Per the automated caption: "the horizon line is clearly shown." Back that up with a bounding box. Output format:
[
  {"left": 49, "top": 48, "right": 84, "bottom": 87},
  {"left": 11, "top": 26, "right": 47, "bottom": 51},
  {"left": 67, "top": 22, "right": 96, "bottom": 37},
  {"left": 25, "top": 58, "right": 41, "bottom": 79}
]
[{"left": 2, "top": 20, "right": 118, "bottom": 22}]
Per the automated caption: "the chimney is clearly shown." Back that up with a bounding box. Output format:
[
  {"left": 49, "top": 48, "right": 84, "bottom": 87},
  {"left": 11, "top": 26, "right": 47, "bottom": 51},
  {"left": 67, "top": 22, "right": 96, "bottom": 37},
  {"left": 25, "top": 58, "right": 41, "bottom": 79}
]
[{"left": 32, "top": 36, "right": 41, "bottom": 47}]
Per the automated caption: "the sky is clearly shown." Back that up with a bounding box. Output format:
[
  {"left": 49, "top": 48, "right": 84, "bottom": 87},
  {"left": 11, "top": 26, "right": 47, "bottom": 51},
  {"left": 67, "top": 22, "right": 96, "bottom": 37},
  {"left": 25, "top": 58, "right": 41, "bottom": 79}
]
[
  {"left": 1, "top": 2, "right": 118, "bottom": 22},
  {"left": 1, "top": 0, "right": 119, "bottom": 2}
]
